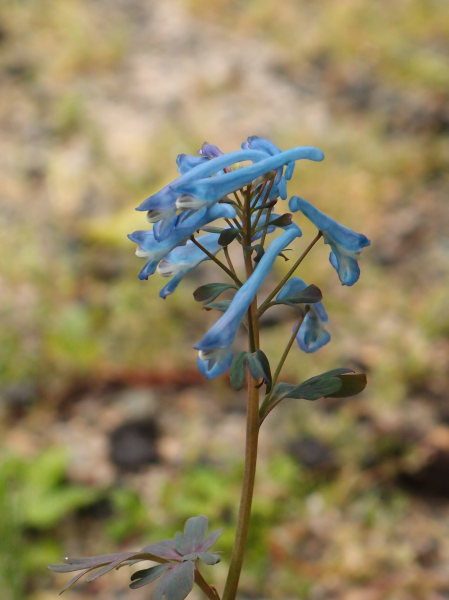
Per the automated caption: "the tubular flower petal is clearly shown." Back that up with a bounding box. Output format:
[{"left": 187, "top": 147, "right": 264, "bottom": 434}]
[
  {"left": 194, "top": 223, "right": 302, "bottom": 354},
  {"left": 198, "top": 142, "right": 224, "bottom": 159},
  {"left": 289, "top": 196, "right": 370, "bottom": 286},
  {"left": 242, "top": 135, "right": 285, "bottom": 186},
  {"left": 137, "top": 149, "right": 270, "bottom": 213},
  {"left": 157, "top": 233, "right": 222, "bottom": 299},
  {"left": 277, "top": 277, "right": 330, "bottom": 353},
  {"left": 171, "top": 147, "right": 325, "bottom": 206},
  {"left": 176, "top": 154, "right": 209, "bottom": 175},
  {"left": 197, "top": 348, "right": 234, "bottom": 379},
  {"left": 128, "top": 204, "right": 236, "bottom": 280}
]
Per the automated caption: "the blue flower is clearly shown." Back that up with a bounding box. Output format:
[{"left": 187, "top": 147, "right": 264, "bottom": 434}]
[
  {"left": 289, "top": 196, "right": 370, "bottom": 286},
  {"left": 197, "top": 347, "right": 234, "bottom": 379},
  {"left": 276, "top": 277, "right": 330, "bottom": 353},
  {"left": 171, "top": 147, "right": 324, "bottom": 207},
  {"left": 138, "top": 148, "right": 271, "bottom": 241},
  {"left": 194, "top": 223, "right": 302, "bottom": 377},
  {"left": 176, "top": 154, "right": 209, "bottom": 175},
  {"left": 242, "top": 135, "right": 295, "bottom": 195},
  {"left": 157, "top": 233, "right": 222, "bottom": 299},
  {"left": 198, "top": 142, "right": 224, "bottom": 159},
  {"left": 129, "top": 204, "right": 236, "bottom": 280}
]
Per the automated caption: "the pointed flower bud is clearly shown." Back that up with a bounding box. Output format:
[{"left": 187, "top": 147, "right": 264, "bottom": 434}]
[{"left": 289, "top": 196, "right": 370, "bottom": 286}]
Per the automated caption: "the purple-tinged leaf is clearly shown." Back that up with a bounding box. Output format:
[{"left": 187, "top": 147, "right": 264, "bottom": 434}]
[
  {"left": 129, "top": 564, "right": 171, "bottom": 589},
  {"left": 198, "top": 528, "right": 223, "bottom": 552},
  {"left": 57, "top": 568, "right": 95, "bottom": 595},
  {"left": 141, "top": 539, "right": 182, "bottom": 561},
  {"left": 197, "top": 553, "right": 221, "bottom": 565},
  {"left": 154, "top": 561, "right": 195, "bottom": 600},
  {"left": 85, "top": 559, "right": 123, "bottom": 583}
]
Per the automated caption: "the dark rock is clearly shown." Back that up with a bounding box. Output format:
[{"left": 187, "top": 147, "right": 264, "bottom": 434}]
[
  {"left": 398, "top": 450, "right": 449, "bottom": 499},
  {"left": 109, "top": 418, "right": 160, "bottom": 471},
  {"left": 289, "top": 436, "right": 336, "bottom": 471}
]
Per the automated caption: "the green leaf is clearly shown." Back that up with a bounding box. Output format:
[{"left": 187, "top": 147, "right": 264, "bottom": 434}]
[
  {"left": 218, "top": 228, "right": 240, "bottom": 246},
  {"left": 326, "top": 373, "right": 367, "bottom": 398},
  {"left": 193, "top": 283, "right": 237, "bottom": 304},
  {"left": 203, "top": 300, "right": 232, "bottom": 313},
  {"left": 230, "top": 352, "right": 249, "bottom": 390},
  {"left": 277, "top": 284, "right": 323, "bottom": 305},
  {"left": 297, "top": 377, "right": 342, "bottom": 400},
  {"left": 301, "top": 368, "right": 354, "bottom": 387},
  {"left": 252, "top": 199, "right": 277, "bottom": 212},
  {"left": 246, "top": 354, "right": 266, "bottom": 381},
  {"left": 254, "top": 350, "right": 272, "bottom": 393}
]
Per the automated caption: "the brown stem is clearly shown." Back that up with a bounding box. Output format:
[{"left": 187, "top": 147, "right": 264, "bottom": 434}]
[
  {"left": 195, "top": 566, "right": 220, "bottom": 600},
  {"left": 190, "top": 236, "right": 243, "bottom": 287}
]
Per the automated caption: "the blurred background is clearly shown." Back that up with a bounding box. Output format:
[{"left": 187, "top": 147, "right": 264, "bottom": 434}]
[{"left": 1, "top": 1, "right": 449, "bottom": 599}]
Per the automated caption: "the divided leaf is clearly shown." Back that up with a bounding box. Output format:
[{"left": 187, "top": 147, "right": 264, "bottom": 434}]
[
  {"left": 203, "top": 300, "right": 232, "bottom": 313},
  {"left": 230, "top": 352, "right": 248, "bottom": 390},
  {"left": 194, "top": 283, "right": 237, "bottom": 304},
  {"left": 153, "top": 561, "right": 195, "bottom": 600},
  {"left": 259, "top": 368, "right": 367, "bottom": 424}
]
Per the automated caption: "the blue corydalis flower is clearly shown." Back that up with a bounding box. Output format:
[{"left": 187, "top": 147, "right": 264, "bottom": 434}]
[
  {"left": 158, "top": 233, "right": 222, "bottom": 299},
  {"left": 195, "top": 223, "right": 303, "bottom": 373},
  {"left": 138, "top": 149, "right": 270, "bottom": 213},
  {"left": 198, "top": 142, "right": 224, "bottom": 159},
  {"left": 172, "top": 147, "right": 324, "bottom": 207},
  {"left": 277, "top": 277, "right": 330, "bottom": 353},
  {"left": 242, "top": 135, "right": 294, "bottom": 194},
  {"left": 176, "top": 154, "right": 209, "bottom": 175},
  {"left": 129, "top": 204, "right": 236, "bottom": 280},
  {"left": 197, "top": 347, "right": 234, "bottom": 380},
  {"left": 289, "top": 196, "right": 370, "bottom": 286}
]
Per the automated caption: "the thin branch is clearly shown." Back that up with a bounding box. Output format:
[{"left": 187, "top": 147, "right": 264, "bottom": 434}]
[
  {"left": 251, "top": 180, "right": 275, "bottom": 232},
  {"left": 224, "top": 246, "right": 238, "bottom": 279},
  {"left": 190, "top": 236, "right": 243, "bottom": 286},
  {"left": 195, "top": 566, "right": 220, "bottom": 600},
  {"left": 271, "top": 309, "right": 307, "bottom": 390},
  {"left": 257, "top": 231, "right": 323, "bottom": 315}
]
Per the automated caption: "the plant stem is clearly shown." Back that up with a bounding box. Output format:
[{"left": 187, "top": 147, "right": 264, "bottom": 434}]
[
  {"left": 222, "top": 365, "right": 260, "bottom": 600},
  {"left": 224, "top": 246, "right": 238, "bottom": 279},
  {"left": 271, "top": 309, "right": 307, "bottom": 390},
  {"left": 195, "top": 566, "right": 220, "bottom": 600},
  {"left": 257, "top": 231, "right": 323, "bottom": 315},
  {"left": 190, "top": 236, "right": 243, "bottom": 287},
  {"left": 222, "top": 188, "right": 261, "bottom": 600}
]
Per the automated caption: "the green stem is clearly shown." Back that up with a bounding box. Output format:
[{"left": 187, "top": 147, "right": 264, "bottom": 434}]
[
  {"left": 224, "top": 246, "right": 238, "bottom": 279},
  {"left": 257, "top": 231, "right": 323, "bottom": 315},
  {"left": 190, "top": 236, "right": 243, "bottom": 287},
  {"left": 271, "top": 309, "right": 307, "bottom": 390}
]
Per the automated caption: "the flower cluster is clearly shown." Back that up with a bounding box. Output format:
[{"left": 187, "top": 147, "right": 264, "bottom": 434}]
[{"left": 128, "top": 136, "right": 370, "bottom": 380}]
